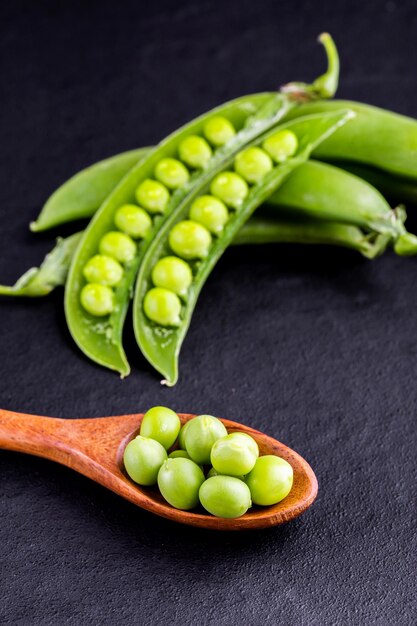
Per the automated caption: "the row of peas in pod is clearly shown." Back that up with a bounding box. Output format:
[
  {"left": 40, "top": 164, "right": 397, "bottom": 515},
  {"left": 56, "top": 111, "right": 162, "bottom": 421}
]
[
  {"left": 79, "top": 115, "right": 240, "bottom": 317},
  {"left": 123, "top": 406, "right": 294, "bottom": 518},
  {"left": 143, "top": 124, "right": 299, "bottom": 327}
]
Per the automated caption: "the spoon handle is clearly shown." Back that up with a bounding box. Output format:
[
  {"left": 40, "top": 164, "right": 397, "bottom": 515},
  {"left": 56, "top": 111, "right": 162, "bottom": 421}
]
[{"left": 0, "top": 408, "right": 77, "bottom": 462}]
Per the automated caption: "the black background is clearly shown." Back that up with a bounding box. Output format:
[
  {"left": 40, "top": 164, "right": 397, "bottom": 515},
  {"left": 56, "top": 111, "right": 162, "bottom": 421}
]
[{"left": 1, "top": 1, "right": 416, "bottom": 624}]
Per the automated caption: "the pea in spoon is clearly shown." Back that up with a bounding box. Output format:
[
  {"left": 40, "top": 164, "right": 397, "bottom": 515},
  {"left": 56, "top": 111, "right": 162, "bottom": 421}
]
[{"left": 0, "top": 408, "right": 318, "bottom": 530}]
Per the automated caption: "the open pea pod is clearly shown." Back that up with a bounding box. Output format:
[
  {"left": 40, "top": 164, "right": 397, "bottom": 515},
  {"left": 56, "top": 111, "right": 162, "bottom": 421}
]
[
  {"left": 62, "top": 99, "right": 300, "bottom": 376},
  {"left": 133, "top": 110, "right": 354, "bottom": 385},
  {"left": 64, "top": 36, "right": 340, "bottom": 377}
]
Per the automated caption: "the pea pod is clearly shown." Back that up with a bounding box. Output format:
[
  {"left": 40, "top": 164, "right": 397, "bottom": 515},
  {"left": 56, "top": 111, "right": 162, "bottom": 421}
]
[
  {"left": 0, "top": 234, "right": 82, "bottom": 296},
  {"left": 30, "top": 148, "right": 150, "bottom": 232},
  {"left": 234, "top": 217, "right": 390, "bottom": 258},
  {"left": 64, "top": 35, "right": 340, "bottom": 377},
  {"left": 330, "top": 162, "right": 417, "bottom": 209},
  {"left": 134, "top": 110, "right": 354, "bottom": 385},
  {"left": 266, "top": 160, "right": 405, "bottom": 236},
  {"left": 64, "top": 98, "right": 289, "bottom": 376},
  {"left": 284, "top": 99, "right": 417, "bottom": 182}
]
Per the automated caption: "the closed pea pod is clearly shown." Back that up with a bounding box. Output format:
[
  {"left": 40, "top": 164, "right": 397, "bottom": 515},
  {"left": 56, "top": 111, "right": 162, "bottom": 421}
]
[
  {"left": 30, "top": 147, "right": 150, "bottom": 232},
  {"left": 134, "top": 110, "right": 355, "bottom": 385},
  {"left": 284, "top": 99, "right": 417, "bottom": 182}
]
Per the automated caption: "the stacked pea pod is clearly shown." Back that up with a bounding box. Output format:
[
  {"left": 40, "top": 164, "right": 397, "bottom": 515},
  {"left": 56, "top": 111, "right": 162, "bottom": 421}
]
[{"left": 2, "top": 34, "right": 417, "bottom": 385}]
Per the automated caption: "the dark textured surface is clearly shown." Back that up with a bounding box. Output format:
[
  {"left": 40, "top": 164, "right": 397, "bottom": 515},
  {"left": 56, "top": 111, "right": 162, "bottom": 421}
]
[{"left": 1, "top": 1, "right": 416, "bottom": 624}]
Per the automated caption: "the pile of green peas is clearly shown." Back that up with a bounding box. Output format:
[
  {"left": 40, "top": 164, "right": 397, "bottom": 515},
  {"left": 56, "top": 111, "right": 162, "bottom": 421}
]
[
  {"left": 123, "top": 406, "right": 294, "bottom": 519},
  {"left": 143, "top": 124, "right": 299, "bottom": 327}
]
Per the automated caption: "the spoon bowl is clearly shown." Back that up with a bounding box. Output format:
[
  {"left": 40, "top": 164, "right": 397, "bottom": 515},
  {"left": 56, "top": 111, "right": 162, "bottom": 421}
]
[{"left": 0, "top": 409, "right": 317, "bottom": 530}]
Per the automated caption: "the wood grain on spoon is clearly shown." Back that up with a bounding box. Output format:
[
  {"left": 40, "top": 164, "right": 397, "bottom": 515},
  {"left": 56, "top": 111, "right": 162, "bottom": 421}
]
[{"left": 0, "top": 409, "right": 318, "bottom": 530}]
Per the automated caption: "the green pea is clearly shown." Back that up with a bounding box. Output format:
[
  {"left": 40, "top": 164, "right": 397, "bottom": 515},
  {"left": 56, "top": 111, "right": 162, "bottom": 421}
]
[
  {"left": 178, "top": 135, "right": 212, "bottom": 169},
  {"left": 178, "top": 421, "right": 191, "bottom": 450},
  {"left": 168, "top": 449, "right": 193, "bottom": 460},
  {"left": 169, "top": 220, "right": 212, "bottom": 260},
  {"left": 151, "top": 256, "right": 192, "bottom": 296},
  {"left": 206, "top": 467, "right": 245, "bottom": 481},
  {"left": 234, "top": 147, "right": 273, "bottom": 184},
  {"left": 169, "top": 449, "right": 204, "bottom": 471},
  {"left": 123, "top": 436, "right": 167, "bottom": 486},
  {"left": 210, "top": 172, "right": 249, "bottom": 209},
  {"left": 143, "top": 287, "right": 181, "bottom": 326},
  {"left": 83, "top": 255, "right": 123, "bottom": 287},
  {"left": 210, "top": 432, "right": 259, "bottom": 476},
  {"left": 140, "top": 406, "right": 181, "bottom": 450},
  {"left": 114, "top": 204, "right": 152, "bottom": 239},
  {"left": 99, "top": 231, "right": 137, "bottom": 264},
  {"left": 80, "top": 283, "right": 115, "bottom": 316},
  {"left": 204, "top": 116, "right": 236, "bottom": 147},
  {"left": 245, "top": 455, "right": 293, "bottom": 506},
  {"left": 154, "top": 158, "right": 190, "bottom": 189},
  {"left": 183, "top": 415, "right": 227, "bottom": 464},
  {"left": 189, "top": 195, "right": 229, "bottom": 235},
  {"left": 199, "top": 475, "right": 252, "bottom": 518},
  {"left": 158, "top": 458, "right": 205, "bottom": 510},
  {"left": 262, "top": 130, "right": 298, "bottom": 163},
  {"left": 135, "top": 179, "right": 170, "bottom": 214}
]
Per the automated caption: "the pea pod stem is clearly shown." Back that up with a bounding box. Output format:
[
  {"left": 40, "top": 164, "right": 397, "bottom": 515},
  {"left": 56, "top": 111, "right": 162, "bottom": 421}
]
[
  {"left": 134, "top": 110, "right": 354, "bottom": 386},
  {"left": 281, "top": 33, "right": 339, "bottom": 100},
  {"left": 0, "top": 234, "right": 82, "bottom": 296}
]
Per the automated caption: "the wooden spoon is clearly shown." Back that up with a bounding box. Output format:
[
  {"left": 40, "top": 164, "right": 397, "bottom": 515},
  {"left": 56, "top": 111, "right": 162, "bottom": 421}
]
[{"left": 0, "top": 408, "right": 318, "bottom": 531}]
